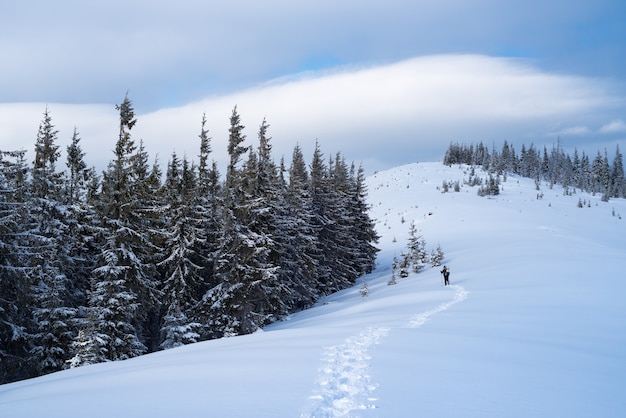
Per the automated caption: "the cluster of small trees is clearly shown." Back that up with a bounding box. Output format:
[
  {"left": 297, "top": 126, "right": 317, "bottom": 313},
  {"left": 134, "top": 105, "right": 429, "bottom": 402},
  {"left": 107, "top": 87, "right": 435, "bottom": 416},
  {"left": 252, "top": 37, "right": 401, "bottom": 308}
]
[
  {"left": 388, "top": 221, "right": 444, "bottom": 286},
  {"left": 444, "top": 140, "right": 625, "bottom": 200},
  {"left": 0, "top": 95, "right": 379, "bottom": 383}
]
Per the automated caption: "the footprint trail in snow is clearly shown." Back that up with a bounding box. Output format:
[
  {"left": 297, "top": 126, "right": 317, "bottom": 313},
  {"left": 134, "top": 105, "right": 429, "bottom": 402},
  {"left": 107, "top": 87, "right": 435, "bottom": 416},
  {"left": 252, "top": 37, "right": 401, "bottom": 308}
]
[
  {"left": 405, "top": 284, "right": 468, "bottom": 329},
  {"left": 302, "top": 285, "right": 468, "bottom": 417}
]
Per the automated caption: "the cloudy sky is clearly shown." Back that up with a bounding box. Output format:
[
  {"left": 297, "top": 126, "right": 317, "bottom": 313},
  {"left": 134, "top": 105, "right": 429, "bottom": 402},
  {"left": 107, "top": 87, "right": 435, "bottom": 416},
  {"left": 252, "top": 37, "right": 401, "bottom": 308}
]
[{"left": 1, "top": 0, "right": 625, "bottom": 174}]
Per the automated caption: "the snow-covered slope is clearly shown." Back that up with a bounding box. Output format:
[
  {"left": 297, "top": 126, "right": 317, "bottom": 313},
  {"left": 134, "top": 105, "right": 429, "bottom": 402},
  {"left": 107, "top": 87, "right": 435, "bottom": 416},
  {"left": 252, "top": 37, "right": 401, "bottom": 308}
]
[{"left": 1, "top": 162, "right": 625, "bottom": 417}]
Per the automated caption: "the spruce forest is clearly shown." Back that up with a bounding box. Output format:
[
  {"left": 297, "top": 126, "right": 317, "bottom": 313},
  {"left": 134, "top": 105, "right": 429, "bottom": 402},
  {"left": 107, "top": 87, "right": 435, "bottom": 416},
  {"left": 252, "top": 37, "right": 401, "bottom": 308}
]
[
  {"left": 0, "top": 95, "right": 379, "bottom": 384},
  {"left": 443, "top": 141, "right": 625, "bottom": 200}
]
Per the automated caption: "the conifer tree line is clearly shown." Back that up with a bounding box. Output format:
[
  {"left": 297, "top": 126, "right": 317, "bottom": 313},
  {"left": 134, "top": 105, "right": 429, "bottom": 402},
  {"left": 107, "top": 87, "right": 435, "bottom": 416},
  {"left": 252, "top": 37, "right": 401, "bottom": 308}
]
[
  {"left": 0, "top": 95, "right": 379, "bottom": 383},
  {"left": 444, "top": 140, "right": 625, "bottom": 200}
]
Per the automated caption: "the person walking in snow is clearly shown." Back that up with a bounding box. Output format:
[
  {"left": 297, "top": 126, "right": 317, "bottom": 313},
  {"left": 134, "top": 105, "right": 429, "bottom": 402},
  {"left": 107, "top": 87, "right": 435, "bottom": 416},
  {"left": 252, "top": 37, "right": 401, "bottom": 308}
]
[{"left": 441, "top": 266, "right": 450, "bottom": 286}]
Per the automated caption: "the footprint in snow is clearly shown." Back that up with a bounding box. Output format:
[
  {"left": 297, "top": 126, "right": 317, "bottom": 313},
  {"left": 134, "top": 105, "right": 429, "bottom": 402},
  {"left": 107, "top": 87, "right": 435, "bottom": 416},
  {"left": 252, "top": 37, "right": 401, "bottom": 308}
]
[{"left": 301, "top": 284, "right": 468, "bottom": 417}]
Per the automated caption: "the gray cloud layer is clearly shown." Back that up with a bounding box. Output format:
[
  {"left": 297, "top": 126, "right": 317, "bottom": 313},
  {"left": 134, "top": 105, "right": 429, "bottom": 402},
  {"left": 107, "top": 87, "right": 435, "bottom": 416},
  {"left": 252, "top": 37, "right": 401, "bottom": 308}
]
[
  {"left": 2, "top": 55, "right": 624, "bottom": 174},
  {"left": 2, "top": 1, "right": 624, "bottom": 110}
]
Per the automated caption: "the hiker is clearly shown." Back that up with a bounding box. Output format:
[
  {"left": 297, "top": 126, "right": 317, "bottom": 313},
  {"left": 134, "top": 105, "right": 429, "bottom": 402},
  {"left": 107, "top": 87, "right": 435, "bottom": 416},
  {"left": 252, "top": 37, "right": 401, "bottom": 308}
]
[{"left": 441, "top": 266, "right": 450, "bottom": 286}]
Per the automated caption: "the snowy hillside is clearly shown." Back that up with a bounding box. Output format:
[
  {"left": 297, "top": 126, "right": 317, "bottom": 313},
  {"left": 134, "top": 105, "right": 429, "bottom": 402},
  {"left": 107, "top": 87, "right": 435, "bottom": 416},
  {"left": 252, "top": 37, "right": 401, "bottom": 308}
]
[{"left": 1, "top": 162, "right": 625, "bottom": 417}]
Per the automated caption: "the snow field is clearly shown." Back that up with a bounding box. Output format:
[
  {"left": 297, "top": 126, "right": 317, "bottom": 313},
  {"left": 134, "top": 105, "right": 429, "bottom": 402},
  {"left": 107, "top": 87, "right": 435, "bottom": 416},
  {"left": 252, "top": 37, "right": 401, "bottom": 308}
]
[{"left": 1, "top": 162, "right": 625, "bottom": 417}]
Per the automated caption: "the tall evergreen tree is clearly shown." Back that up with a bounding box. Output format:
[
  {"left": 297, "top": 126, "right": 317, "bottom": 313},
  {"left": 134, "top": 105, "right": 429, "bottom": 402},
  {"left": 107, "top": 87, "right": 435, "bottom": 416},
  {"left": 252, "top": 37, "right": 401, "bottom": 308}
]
[
  {"left": 276, "top": 144, "right": 320, "bottom": 309},
  {"left": 591, "top": 150, "right": 610, "bottom": 197},
  {"left": 200, "top": 106, "right": 253, "bottom": 338},
  {"left": 610, "top": 145, "right": 625, "bottom": 198},
  {"left": 0, "top": 150, "right": 32, "bottom": 382},
  {"left": 308, "top": 142, "right": 335, "bottom": 293},
  {"left": 348, "top": 163, "right": 379, "bottom": 275},
  {"left": 79, "top": 93, "right": 155, "bottom": 362},
  {"left": 194, "top": 115, "right": 221, "bottom": 294},
  {"left": 85, "top": 241, "right": 147, "bottom": 361},
  {"left": 158, "top": 155, "right": 204, "bottom": 349},
  {"left": 202, "top": 114, "right": 286, "bottom": 337},
  {"left": 63, "top": 126, "right": 98, "bottom": 309},
  {"left": 579, "top": 151, "right": 592, "bottom": 192},
  {"left": 64, "top": 127, "right": 90, "bottom": 206},
  {"left": 244, "top": 119, "right": 288, "bottom": 320},
  {"left": 405, "top": 220, "right": 426, "bottom": 273},
  {"left": 309, "top": 147, "right": 357, "bottom": 293},
  {"left": 27, "top": 108, "right": 77, "bottom": 376}
]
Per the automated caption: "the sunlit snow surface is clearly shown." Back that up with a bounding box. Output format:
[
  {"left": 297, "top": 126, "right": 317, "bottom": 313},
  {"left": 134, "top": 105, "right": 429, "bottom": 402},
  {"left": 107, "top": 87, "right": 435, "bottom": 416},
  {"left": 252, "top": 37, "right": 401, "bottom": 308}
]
[{"left": 1, "top": 163, "right": 624, "bottom": 417}]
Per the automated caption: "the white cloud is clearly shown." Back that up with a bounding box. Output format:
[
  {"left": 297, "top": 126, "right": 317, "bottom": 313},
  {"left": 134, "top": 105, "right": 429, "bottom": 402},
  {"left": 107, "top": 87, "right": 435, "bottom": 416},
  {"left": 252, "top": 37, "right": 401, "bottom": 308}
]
[
  {"left": 1, "top": 55, "right": 623, "bottom": 175},
  {"left": 1, "top": 1, "right": 623, "bottom": 108},
  {"left": 599, "top": 119, "right": 626, "bottom": 134}
]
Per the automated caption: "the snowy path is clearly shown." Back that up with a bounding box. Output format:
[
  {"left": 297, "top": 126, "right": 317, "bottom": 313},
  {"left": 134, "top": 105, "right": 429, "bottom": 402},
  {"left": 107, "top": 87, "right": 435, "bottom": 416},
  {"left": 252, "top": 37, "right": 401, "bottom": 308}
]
[
  {"left": 301, "top": 285, "right": 468, "bottom": 417},
  {"left": 404, "top": 285, "right": 468, "bottom": 329}
]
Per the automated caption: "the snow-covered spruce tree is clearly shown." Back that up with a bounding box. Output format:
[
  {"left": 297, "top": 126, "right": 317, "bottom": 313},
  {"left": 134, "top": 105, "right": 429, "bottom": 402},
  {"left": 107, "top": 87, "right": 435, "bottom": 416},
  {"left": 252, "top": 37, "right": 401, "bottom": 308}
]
[
  {"left": 571, "top": 149, "right": 582, "bottom": 192},
  {"left": 309, "top": 146, "right": 356, "bottom": 294},
  {"left": 67, "top": 314, "right": 106, "bottom": 368},
  {"left": 187, "top": 121, "right": 223, "bottom": 342},
  {"left": 82, "top": 93, "right": 157, "bottom": 361},
  {"left": 406, "top": 220, "right": 427, "bottom": 273},
  {"left": 200, "top": 106, "right": 261, "bottom": 338},
  {"left": 0, "top": 150, "right": 34, "bottom": 383},
  {"left": 579, "top": 151, "right": 592, "bottom": 193},
  {"left": 347, "top": 163, "right": 379, "bottom": 276},
  {"left": 591, "top": 150, "right": 610, "bottom": 197},
  {"left": 397, "top": 251, "right": 410, "bottom": 278},
  {"left": 331, "top": 154, "right": 363, "bottom": 282},
  {"left": 194, "top": 113, "right": 221, "bottom": 293},
  {"left": 477, "top": 174, "right": 500, "bottom": 196},
  {"left": 130, "top": 139, "right": 169, "bottom": 351},
  {"left": 85, "top": 243, "right": 147, "bottom": 362},
  {"left": 360, "top": 279, "right": 369, "bottom": 297},
  {"left": 243, "top": 119, "right": 290, "bottom": 321},
  {"left": 497, "top": 140, "right": 516, "bottom": 175},
  {"left": 430, "top": 243, "right": 445, "bottom": 267},
  {"left": 157, "top": 154, "right": 204, "bottom": 349},
  {"left": 26, "top": 108, "right": 79, "bottom": 376},
  {"left": 314, "top": 152, "right": 378, "bottom": 294},
  {"left": 65, "top": 127, "right": 90, "bottom": 206},
  {"left": 275, "top": 144, "right": 320, "bottom": 310},
  {"left": 215, "top": 118, "right": 284, "bottom": 333},
  {"left": 309, "top": 147, "right": 348, "bottom": 295},
  {"left": 388, "top": 256, "right": 398, "bottom": 286},
  {"left": 28, "top": 262, "right": 76, "bottom": 375},
  {"left": 610, "top": 145, "right": 625, "bottom": 198},
  {"left": 61, "top": 127, "right": 101, "bottom": 323}
]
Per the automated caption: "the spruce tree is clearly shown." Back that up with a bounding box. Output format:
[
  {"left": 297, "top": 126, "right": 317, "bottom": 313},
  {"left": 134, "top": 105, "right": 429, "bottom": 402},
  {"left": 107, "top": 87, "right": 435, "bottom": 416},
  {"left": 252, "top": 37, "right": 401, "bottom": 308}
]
[
  {"left": 430, "top": 244, "right": 445, "bottom": 267},
  {"left": 245, "top": 119, "right": 288, "bottom": 320},
  {"left": 86, "top": 245, "right": 147, "bottom": 361},
  {"left": 200, "top": 106, "right": 254, "bottom": 338},
  {"left": 81, "top": 93, "right": 155, "bottom": 361},
  {"left": 27, "top": 108, "right": 77, "bottom": 376},
  {"left": 611, "top": 145, "right": 624, "bottom": 198},
  {"left": 65, "top": 127, "right": 89, "bottom": 206},
  {"left": 157, "top": 154, "right": 204, "bottom": 349},
  {"left": 591, "top": 151, "right": 610, "bottom": 198},
  {"left": 309, "top": 148, "right": 357, "bottom": 293},
  {"left": 276, "top": 144, "right": 320, "bottom": 309},
  {"left": 0, "top": 150, "right": 33, "bottom": 383},
  {"left": 347, "top": 164, "right": 379, "bottom": 276},
  {"left": 406, "top": 220, "right": 426, "bottom": 273},
  {"left": 308, "top": 143, "right": 337, "bottom": 292},
  {"left": 202, "top": 112, "right": 290, "bottom": 337},
  {"left": 194, "top": 114, "right": 221, "bottom": 294},
  {"left": 63, "top": 126, "right": 98, "bottom": 311}
]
